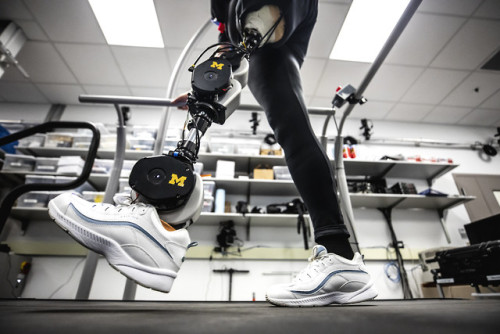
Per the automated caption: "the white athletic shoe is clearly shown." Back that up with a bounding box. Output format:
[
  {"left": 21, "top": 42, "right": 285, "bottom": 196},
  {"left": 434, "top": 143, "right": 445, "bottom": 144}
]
[
  {"left": 48, "top": 192, "right": 194, "bottom": 293},
  {"left": 266, "top": 245, "right": 378, "bottom": 307}
]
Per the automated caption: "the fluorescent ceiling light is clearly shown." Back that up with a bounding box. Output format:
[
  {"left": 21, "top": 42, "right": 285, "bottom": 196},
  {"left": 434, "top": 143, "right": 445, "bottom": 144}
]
[
  {"left": 89, "top": 0, "right": 164, "bottom": 48},
  {"left": 330, "top": 0, "right": 410, "bottom": 63}
]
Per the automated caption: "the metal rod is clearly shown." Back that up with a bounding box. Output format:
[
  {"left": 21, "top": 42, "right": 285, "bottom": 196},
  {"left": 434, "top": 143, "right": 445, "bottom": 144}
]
[
  {"left": 331, "top": 0, "right": 422, "bottom": 277},
  {"left": 79, "top": 94, "right": 183, "bottom": 108},
  {"left": 238, "top": 104, "right": 335, "bottom": 116},
  {"left": 76, "top": 103, "right": 129, "bottom": 300},
  {"left": 154, "top": 19, "right": 213, "bottom": 155},
  {"left": 337, "top": 0, "right": 423, "bottom": 135}
]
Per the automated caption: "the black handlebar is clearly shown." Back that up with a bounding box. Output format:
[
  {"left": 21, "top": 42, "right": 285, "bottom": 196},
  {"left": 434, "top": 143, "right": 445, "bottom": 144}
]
[{"left": 0, "top": 121, "right": 100, "bottom": 231}]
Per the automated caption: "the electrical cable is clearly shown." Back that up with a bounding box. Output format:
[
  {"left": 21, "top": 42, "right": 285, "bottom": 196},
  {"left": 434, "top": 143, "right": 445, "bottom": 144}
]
[
  {"left": 48, "top": 257, "right": 85, "bottom": 299},
  {"left": 333, "top": 114, "right": 340, "bottom": 133},
  {"left": 3, "top": 253, "right": 17, "bottom": 298},
  {"left": 205, "top": 252, "right": 215, "bottom": 300},
  {"left": 384, "top": 261, "right": 401, "bottom": 283}
]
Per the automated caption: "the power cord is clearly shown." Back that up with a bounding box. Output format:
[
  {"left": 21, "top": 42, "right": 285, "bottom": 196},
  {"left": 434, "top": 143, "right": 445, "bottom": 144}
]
[{"left": 48, "top": 257, "right": 85, "bottom": 299}]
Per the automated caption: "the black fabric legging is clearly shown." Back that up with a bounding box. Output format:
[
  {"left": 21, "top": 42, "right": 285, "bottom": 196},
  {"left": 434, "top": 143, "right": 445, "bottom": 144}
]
[{"left": 239, "top": 1, "right": 350, "bottom": 240}]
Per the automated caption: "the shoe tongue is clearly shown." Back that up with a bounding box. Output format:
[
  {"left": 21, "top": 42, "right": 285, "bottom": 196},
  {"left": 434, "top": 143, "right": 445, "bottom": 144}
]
[{"left": 311, "top": 245, "right": 328, "bottom": 259}]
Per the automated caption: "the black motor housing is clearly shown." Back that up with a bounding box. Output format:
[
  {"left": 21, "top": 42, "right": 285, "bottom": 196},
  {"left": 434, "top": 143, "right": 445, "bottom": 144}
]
[{"left": 129, "top": 155, "right": 195, "bottom": 211}]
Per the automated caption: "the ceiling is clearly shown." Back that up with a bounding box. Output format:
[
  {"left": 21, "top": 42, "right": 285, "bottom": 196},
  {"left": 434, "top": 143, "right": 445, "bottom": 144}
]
[{"left": 0, "top": 0, "right": 499, "bottom": 127}]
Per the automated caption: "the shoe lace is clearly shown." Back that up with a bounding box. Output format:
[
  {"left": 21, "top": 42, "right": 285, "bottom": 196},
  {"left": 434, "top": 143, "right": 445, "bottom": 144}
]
[
  {"left": 92, "top": 201, "right": 152, "bottom": 214},
  {"left": 294, "top": 254, "right": 331, "bottom": 282}
]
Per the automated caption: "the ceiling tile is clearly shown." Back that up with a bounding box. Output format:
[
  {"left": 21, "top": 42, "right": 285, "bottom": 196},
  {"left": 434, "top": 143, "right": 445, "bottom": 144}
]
[
  {"left": 441, "top": 72, "right": 500, "bottom": 107},
  {"left": 363, "top": 65, "right": 424, "bottom": 102},
  {"left": 480, "top": 90, "right": 500, "bottom": 109},
  {"left": 309, "top": 96, "right": 333, "bottom": 108},
  {"left": 165, "top": 48, "right": 202, "bottom": 91},
  {"left": 16, "top": 20, "right": 48, "bottom": 41},
  {"left": 386, "top": 13, "right": 465, "bottom": 66},
  {"left": 301, "top": 58, "right": 327, "bottom": 96},
  {"left": 0, "top": 0, "right": 33, "bottom": 20},
  {"left": 24, "top": 0, "right": 105, "bottom": 43},
  {"left": 56, "top": 44, "right": 126, "bottom": 86},
  {"left": 307, "top": 2, "right": 350, "bottom": 58},
  {"left": 422, "top": 106, "right": 472, "bottom": 124},
  {"left": 2, "top": 42, "right": 77, "bottom": 84},
  {"left": 351, "top": 101, "right": 395, "bottom": 120},
  {"left": 458, "top": 108, "right": 500, "bottom": 126},
  {"left": 431, "top": 19, "right": 500, "bottom": 70},
  {"left": 111, "top": 47, "right": 171, "bottom": 88},
  {"left": 0, "top": 82, "right": 48, "bottom": 103},
  {"left": 130, "top": 87, "right": 168, "bottom": 98},
  {"left": 155, "top": 0, "right": 212, "bottom": 49},
  {"left": 418, "top": 0, "right": 483, "bottom": 16},
  {"left": 383, "top": 103, "right": 433, "bottom": 122},
  {"left": 315, "top": 60, "right": 370, "bottom": 97},
  {"left": 402, "top": 68, "right": 469, "bottom": 104},
  {"left": 473, "top": 0, "right": 500, "bottom": 19},
  {"left": 83, "top": 85, "right": 132, "bottom": 96},
  {"left": 37, "top": 83, "right": 85, "bottom": 105}
]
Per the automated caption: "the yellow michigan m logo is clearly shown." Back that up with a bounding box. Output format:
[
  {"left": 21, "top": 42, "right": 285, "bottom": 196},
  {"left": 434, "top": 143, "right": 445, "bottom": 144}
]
[
  {"left": 210, "top": 61, "right": 224, "bottom": 70},
  {"left": 169, "top": 174, "right": 187, "bottom": 187}
]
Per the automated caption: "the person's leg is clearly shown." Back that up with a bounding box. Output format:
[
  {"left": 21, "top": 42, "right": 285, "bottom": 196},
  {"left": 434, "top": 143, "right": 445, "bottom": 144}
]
[{"left": 247, "top": 41, "right": 353, "bottom": 259}]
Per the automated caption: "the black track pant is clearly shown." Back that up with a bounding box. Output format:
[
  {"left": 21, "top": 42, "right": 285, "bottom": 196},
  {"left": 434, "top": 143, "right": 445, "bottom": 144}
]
[{"left": 231, "top": 1, "right": 350, "bottom": 241}]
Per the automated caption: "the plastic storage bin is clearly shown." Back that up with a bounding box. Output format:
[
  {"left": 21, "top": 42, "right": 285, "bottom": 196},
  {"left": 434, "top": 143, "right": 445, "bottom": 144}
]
[
  {"left": 128, "top": 137, "right": 154, "bottom": 151},
  {"left": 44, "top": 133, "right": 74, "bottom": 148},
  {"left": 2, "top": 154, "right": 36, "bottom": 171},
  {"left": 25, "top": 175, "right": 55, "bottom": 184},
  {"left": 18, "top": 134, "right": 46, "bottom": 148},
  {"left": 55, "top": 176, "right": 96, "bottom": 193},
  {"left": 273, "top": 166, "right": 292, "bottom": 180},
  {"left": 119, "top": 178, "right": 132, "bottom": 193},
  {"left": 72, "top": 134, "right": 92, "bottom": 148},
  {"left": 235, "top": 143, "right": 261, "bottom": 155},
  {"left": 203, "top": 180, "right": 216, "bottom": 198},
  {"left": 57, "top": 156, "right": 84, "bottom": 175},
  {"left": 34, "top": 157, "right": 59, "bottom": 173},
  {"left": 202, "top": 196, "right": 214, "bottom": 212},
  {"left": 209, "top": 142, "right": 235, "bottom": 154},
  {"left": 121, "top": 160, "right": 136, "bottom": 178},
  {"left": 99, "top": 134, "right": 117, "bottom": 150},
  {"left": 92, "top": 159, "right": 114, "bottom": 174},
  {"left": 132, "top": 126, "right": 157, "bottom": 139},
  {"left": 16, "top": 191, "right": 50, "bottom": 208}
]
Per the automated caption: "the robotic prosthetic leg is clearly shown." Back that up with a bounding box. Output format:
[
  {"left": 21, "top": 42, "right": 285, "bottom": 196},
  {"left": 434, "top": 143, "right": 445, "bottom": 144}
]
[{"left": 128, "top": 55, "right": 249, "bottom": 228}]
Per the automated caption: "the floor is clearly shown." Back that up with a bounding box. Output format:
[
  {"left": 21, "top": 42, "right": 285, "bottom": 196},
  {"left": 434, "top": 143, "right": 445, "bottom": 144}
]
[{"left": 1, "top": 299, "right": 499, "bottom": 334}]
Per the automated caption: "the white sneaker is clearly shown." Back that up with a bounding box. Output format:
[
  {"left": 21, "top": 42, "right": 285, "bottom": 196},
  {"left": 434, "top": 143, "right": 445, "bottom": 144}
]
[
  {"left": 266, "top": 245, "right": 378, "bottom": 307},
  {"left": 48, "top": 192, "right": 194, "bottom": 293}
]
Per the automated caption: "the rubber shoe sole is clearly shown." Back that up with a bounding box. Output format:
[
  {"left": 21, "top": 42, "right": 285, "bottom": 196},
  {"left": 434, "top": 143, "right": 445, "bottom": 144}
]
[
  {"left": 266, "top": 281, "right": 378, "bottom": 307},
  {"left": 48, "top": 200, "right": 177, "bottom": 293}
]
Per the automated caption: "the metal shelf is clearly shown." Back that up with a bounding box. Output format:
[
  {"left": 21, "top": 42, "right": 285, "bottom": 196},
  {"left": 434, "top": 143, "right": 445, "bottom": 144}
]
[
  {"left": 9, "top": 194, "right": 474, "bottom": 222},
  {"left": 15, "top": 146, "right": 459, "bottom": 183}
]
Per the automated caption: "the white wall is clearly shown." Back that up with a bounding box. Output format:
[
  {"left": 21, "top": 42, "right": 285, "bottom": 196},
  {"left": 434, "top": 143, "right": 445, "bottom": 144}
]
[{"left": 3, "top": 102, "right": 499, "bottom": 300}]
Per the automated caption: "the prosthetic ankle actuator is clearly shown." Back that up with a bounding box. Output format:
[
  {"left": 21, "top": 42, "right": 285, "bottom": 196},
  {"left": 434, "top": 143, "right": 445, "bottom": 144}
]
[{"left": 128, "top": 42, "right": 255, "bottom": 227}]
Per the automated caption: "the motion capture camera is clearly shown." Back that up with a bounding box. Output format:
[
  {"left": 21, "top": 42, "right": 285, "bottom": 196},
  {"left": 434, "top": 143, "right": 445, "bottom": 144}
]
[{"left": 332, "top": 84, "right": 367, "bottom": 109}]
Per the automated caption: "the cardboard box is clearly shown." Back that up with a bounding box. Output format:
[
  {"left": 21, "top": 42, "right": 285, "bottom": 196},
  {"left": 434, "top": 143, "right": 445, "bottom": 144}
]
[
  {"left": 421, "top": 283, "right": 500, "bottom": 299},
  {"left": 254, "top": 166, "right": 274, "bottom": 180}
]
